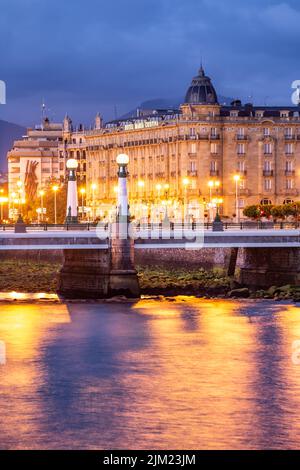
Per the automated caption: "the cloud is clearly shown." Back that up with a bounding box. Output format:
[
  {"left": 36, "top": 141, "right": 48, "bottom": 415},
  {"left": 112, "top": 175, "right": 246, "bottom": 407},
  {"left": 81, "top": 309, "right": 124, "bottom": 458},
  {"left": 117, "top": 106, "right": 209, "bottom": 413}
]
[{"left": 0, "top": 0, "right": 299, "bottom": 125}]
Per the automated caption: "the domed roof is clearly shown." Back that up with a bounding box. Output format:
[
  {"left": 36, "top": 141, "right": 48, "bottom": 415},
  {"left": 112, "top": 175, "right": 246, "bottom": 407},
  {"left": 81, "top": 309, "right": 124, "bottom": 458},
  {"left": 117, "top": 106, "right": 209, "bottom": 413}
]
[{"left": 184, "top": 66, "right": 218, "bottom": 105}]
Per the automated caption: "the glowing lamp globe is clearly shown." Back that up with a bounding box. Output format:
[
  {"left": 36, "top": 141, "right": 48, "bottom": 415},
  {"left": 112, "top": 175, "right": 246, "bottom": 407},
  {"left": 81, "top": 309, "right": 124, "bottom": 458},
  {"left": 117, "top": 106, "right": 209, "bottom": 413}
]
[
  {"left": 66, "top": 158, "right": 78, "bottom": 169},
  {"left": 116, "top": 154, "right": 129, "bottom": 165}
]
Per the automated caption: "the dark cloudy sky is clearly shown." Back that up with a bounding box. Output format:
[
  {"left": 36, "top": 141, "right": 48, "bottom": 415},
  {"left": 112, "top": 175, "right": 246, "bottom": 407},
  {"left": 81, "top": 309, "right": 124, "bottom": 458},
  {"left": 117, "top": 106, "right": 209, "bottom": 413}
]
[{"left": 0, "top": 0, "right": 299, "bottom": 127}]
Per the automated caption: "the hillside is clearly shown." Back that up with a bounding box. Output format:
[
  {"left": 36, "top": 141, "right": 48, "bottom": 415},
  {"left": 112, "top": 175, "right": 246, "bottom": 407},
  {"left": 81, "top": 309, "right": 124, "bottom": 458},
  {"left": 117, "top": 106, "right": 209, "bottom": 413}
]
[{"left": 0, "top": 120, "right": 26, "bottom": 172}]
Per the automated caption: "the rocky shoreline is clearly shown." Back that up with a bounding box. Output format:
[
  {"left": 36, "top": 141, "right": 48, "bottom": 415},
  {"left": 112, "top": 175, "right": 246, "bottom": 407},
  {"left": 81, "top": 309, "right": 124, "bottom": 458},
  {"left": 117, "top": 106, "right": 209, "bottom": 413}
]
[{"left": 0, "top": 259, "right": 299, "bottom": 303}]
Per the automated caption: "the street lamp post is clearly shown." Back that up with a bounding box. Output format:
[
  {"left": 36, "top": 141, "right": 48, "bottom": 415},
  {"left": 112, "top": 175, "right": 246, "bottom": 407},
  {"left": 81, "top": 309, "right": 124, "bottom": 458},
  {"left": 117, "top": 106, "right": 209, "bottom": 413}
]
[
  {"left": 80, "top": 187, "right": 86, "bottom": 221},
  {"left": 0, "top": 196, "right": 8, "bottom": 222},
  {"left": 182, "top": 178, "right": 189, "bottom": 224},
  {"left": 52, "top": 185, "right": 59, "bottom": 224},
  {"left": 208, "top": 180, "right": 220, "bottom": 221},
  {"left": 234, "top": 174, "right": 240, "bottom": 223},
  {"left": 109, "top": 153, "right": 140, "bottom": 297},
  {"left": 212, "top": 197, "right": 224, "bottom": 232},
  {"left": 15, "top": 180, "right": 26, "bottom": 233},
  {"left": 91, "top": 183, "right": 97, "bottom": 221},
  {"left": 39, "top": 190, "right": 45, "bottom": 222},
  {"left": 116, "top": 154, "right": 130, "bottom": 226},
  {"left": 65, "top": 158, "right": 79, "bottom": 224}
]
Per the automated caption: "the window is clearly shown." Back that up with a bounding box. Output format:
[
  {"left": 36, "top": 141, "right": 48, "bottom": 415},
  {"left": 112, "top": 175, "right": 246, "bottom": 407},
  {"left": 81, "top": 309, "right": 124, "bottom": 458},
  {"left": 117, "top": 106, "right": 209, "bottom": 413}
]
[
  {"left": 210, "top": 143, "right": 218, "bottom": 154},
  {"left": 260, "top": 198, "right": 272, "bottom": 205},
  {"left": 240, "top": 179, "right": 245, "bottom": 189},
  {"left": 256, "top": 111, "right": 264, "bottom": 118},
  {"left": 237, "top": 160, "right": 245, "bottom": 172},
  {"left": 285, "top": 160, "right": 293, "bottom": 171},
  {"left": 283, "top": 199, "right": 294, "bottom": 204},
  {"left": 264, "top": 179, "right": 272, "bottom": 190},
  {"left": 211, "top": 127, "right": 218, "bottom": 137},
  {"left": 285, "top": 127, "right": 293, "bottom": 137},
  {"left": 237, "top": 143, "right": 245, "bottom": 155},
  {"left": 264, "top": 161, "right": 272, "bottom": 171},
  {"left": 280, "top": 111, "right": 289, "bottom": 118},
  {"left": 190, "top": 161, "right": 197, "bottom": 172},
  {"left": 190, "top": 128, "right": 196, "bottom": 136},
  {"left": 285, "top": 143, "right": 293, "bottom": 154},
  {"left": 286, "top": 179, "right": 294, "bottom": 189},
  {"left": 263, "top": 127, "right": 270, "bottom": 136},
  {"left": 238, "top": 199, "right": 245, "bottom": 208},
  {"left": 230, "top": 110, "right": 239, "bottom": 117},
  {"left": 190, "top": 143, "right": 196, "bottom": 154},
  {"left": 210, "top": 160, "right": 218, "bottom": 171},
  {"left": 264, "top": 143, "right": 272, "bottom": 154},
  {"left": 237, "top": 127, "right": 245, "bottom": 139}
]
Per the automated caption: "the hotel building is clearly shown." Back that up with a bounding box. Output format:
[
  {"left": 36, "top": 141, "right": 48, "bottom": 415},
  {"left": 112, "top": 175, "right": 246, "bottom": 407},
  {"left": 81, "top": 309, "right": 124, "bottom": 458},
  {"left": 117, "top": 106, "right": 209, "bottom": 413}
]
[{"left": 9, "top": 66, "right": 300, "bottom": 221}]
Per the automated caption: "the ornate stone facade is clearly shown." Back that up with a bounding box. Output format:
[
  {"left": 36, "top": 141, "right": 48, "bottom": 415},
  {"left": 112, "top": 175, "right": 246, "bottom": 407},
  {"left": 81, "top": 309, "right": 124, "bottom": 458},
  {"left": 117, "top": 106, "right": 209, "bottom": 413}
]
[{"left": 60, "top": 67, "right": 300, "bottom": 221}]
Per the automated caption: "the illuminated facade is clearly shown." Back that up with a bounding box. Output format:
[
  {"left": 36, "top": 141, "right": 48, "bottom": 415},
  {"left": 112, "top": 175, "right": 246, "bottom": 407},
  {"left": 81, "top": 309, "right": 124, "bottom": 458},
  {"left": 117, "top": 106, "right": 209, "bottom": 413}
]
[
  {"left": 59, "top": 66, "right": 300, "bottom": 221},
  {"left": 9, "top": 67, "right": 300, "bottom": 221},
  {"left": 7, "top": 118, "right": 63, "bottom": 204}
]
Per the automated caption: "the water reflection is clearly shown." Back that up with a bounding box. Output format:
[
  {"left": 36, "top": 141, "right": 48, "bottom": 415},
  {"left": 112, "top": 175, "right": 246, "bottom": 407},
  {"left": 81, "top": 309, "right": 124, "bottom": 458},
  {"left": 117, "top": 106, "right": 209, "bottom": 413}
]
[{"left": 0, "top": 298, "right": 300, "bottom": 449}]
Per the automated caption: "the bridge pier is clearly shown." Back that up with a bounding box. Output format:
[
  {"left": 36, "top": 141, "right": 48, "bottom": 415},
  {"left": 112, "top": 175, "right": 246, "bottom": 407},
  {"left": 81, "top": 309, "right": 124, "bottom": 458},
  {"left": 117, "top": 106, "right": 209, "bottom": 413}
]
[
  {"left": 58, "top": 239, "right": 140, "bottom": 299},
  {"left": 109, "top": 236, "right": 140, "bottom": 298},
  {"left": 238, "top": 247, "right": 300, "bottom": 288},
  {"left": 58, "top": 249, "right": 111, "bottom": 299}
]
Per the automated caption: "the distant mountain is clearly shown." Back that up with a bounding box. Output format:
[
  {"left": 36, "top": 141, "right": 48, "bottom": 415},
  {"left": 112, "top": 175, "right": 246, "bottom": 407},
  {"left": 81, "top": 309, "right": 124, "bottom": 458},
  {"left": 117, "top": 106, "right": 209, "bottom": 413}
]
[
  {"left": 0, "top": 120, "right": 26, "bottom": 172},
  {"left": 120, "top": 95, "right": 234, "bottom": 119}
]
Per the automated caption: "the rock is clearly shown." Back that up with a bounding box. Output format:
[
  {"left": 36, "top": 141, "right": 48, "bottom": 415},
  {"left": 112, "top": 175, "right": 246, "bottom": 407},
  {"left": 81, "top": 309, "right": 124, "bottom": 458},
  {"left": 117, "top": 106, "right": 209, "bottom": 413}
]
[
  {"left": 278, "top": 285, "right": 292, "bottom": 293},
  {"left": 228, "top": 288, "right": 250, "bottom": 298},
  {"left": 230, "top": 279, "right": 241, "bottom": 290},
  {"left": 267, "top": 286, "right": 278, "bottom": 296}
]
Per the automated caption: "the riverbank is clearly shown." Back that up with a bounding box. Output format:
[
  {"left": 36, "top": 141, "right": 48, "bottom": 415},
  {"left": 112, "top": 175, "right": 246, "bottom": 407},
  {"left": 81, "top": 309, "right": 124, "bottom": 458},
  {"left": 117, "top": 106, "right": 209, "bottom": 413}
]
[{"left": 0, "top": 259, "right": 299, "bottom": 301}]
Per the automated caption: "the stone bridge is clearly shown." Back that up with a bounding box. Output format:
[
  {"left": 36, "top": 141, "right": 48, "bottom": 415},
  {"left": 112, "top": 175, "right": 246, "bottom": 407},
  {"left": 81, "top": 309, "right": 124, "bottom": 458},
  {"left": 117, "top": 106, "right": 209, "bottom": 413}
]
[{"left": 0, "top": 229, "right": 299, "bottom": 297}]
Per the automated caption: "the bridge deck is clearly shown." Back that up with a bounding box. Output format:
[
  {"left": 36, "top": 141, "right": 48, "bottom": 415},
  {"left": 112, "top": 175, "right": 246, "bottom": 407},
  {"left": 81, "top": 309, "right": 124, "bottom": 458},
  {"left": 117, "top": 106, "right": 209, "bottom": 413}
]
[{"left": 0, "top": 230, "right": 299, "bottom": 249}]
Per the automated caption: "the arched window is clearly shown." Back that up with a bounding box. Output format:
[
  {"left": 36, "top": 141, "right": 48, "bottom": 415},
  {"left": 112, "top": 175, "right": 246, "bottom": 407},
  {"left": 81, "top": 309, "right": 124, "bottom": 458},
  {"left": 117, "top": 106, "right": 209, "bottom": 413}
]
[
  {"left": 283, "top": 199, "right": 294, "bottom": 205},
  {"left": 260, "top": 198, "right": 272, "bottom": 205}
]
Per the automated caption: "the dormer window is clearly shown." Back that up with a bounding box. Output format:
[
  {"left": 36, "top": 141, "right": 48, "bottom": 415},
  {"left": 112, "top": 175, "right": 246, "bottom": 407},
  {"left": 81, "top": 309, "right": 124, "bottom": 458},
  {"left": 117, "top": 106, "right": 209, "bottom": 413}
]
[
  {"left": 256, "top": 110, "right": 264, "bottom": 118},
  {"left": 280, "top": 111, "right": 289, "bottom": 118},
  {"left": 230, "top": 110, "right": 239, "bottom": 117}
]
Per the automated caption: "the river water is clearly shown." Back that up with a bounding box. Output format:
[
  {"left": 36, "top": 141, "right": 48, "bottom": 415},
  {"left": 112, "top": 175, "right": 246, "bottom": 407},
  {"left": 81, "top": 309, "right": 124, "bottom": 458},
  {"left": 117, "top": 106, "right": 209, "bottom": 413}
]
[{"left": 0, "top": 297, "right": 300, "bottom": 450}]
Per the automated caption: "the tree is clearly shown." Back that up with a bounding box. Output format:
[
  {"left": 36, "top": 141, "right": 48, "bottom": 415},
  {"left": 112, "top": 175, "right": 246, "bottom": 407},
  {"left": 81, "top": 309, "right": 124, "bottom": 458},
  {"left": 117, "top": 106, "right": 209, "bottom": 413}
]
[
  {"left": 270, "top": 205, "right": 285, "bottom": 220},
  {"left": 243, "top": 205, "right": 260, "bottom": 219},
  {"left": 43, "top": 181, "right": 67, "bottom": 224},
  {"left": 259, "top": 204, "right": 273, "bottom": 219}
]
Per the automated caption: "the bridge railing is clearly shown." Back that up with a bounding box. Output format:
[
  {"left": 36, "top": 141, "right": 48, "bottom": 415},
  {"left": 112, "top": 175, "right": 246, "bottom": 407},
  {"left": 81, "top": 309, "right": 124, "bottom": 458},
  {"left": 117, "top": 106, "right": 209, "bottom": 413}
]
[{"left": 0, "top": 221, "right": 299, "bottom": 232}]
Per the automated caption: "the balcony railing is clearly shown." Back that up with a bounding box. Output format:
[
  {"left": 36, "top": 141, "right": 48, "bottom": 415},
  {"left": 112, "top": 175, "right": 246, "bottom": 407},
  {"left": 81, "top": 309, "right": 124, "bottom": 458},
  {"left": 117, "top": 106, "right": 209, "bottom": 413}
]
[
  {"left": 285, "top": 170, "right": 295, "bottom": 176},
  {"left": 263, "top": 170, "right": 274, "bottom": 176},
  {"left": 209, "top": 170, "right": 219, "bottom": 176},
  {"left": 209, "top": 134, "right": 221, "bottom": 140}
]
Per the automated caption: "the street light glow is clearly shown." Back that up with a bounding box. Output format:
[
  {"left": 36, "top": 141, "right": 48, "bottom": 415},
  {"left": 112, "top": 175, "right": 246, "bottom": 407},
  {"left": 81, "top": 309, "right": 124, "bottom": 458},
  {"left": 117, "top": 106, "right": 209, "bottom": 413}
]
[
  {"left": 116, "top": 153, "right": 129, "bottom": 165},
  {"left": 66, "top": 158, "right": 78, "bottom": 169}
]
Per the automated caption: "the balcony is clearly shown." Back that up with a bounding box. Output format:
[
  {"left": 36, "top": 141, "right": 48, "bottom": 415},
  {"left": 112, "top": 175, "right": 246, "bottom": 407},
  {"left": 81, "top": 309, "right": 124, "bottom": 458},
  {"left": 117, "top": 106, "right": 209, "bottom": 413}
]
[
  {"left": 187, "top": 170, "right": 198, "bottom": 177},
  {"left": 210, "top": 170, "right": 219, "bottom": 177},
  {"left": 285, "top": 170, "right": 295, "bottom": 176},
  {"left": 284, "top": 134, "right": 297, "bottom": 141},
  {"left": 239, "top": 188, "right": 251, "bottom": 196},
  {"left": 236, "top": 134, "right": 248, "bottom": 141},
  {"left": 209, "top": 134, "right": 221, "bottom": 140},
  {"left": 263, "top": 170, "right": 274, "bottom": 177},
  {"left": 280, "top": 188, "right": 299, "bottom": 196},
  {"left": 236, "top": 170, "right": 247, "bottom": 176}
]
